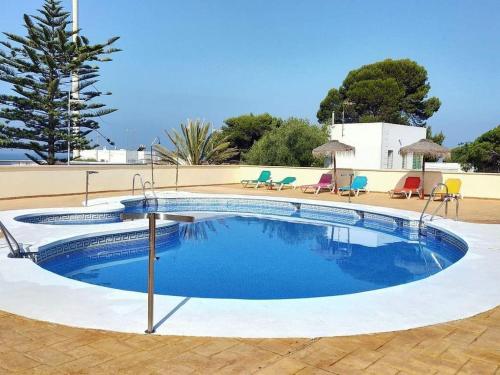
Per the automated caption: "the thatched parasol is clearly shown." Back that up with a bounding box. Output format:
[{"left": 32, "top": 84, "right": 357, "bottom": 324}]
[
  {"left": 399, "top": 139, "right": 450, "bottom": 198},
  {"left": 313, "top": 140, "right": 355, "bottom": 193}
]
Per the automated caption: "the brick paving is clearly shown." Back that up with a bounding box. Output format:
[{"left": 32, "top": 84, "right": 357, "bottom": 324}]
[
  {"left": 0, "top": 308, "right": 499, "bottom": 374},
  {"left": 0, "top": 187, "right": 499, "bottom": 373}
]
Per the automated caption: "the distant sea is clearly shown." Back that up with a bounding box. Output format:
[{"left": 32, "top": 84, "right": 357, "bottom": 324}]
[{"left": 0, "top": 149, "right": 32, "bottom": 160}]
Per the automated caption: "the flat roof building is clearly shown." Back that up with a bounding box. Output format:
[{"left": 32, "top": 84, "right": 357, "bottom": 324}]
[{"left": 328, "top": 122, "right": 427, "bottom": 170}]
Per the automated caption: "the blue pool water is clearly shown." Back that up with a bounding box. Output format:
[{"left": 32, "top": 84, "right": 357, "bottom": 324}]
[{"left": 39, "top": 215, "right": 465, "bottom": 299}]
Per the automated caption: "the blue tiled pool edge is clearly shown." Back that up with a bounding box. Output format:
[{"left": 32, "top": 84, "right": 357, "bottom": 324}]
[
  {"left": 36, "top": 223, "right": 179, "bottom": 263},
  {"left": 31, "top": 196, "right": 468, "bottom": 265}
]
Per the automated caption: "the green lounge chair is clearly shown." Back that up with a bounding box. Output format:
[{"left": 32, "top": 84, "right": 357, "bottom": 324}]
[
  {"left": 339, "top": 176, "right": 368, "bottom": 197},
  {"left": 241, "top": 170, "right": 271, "bottom": 188},
  {"left": 266, "top": 176, "right": 296, "bottom": 191}
]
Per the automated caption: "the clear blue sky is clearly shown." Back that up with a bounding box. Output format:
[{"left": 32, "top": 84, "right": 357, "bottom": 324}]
[{"left": 1, "top": 0, "right": 499, "bottom": 151}]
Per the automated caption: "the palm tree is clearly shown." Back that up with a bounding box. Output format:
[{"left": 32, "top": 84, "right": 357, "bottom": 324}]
[{"left": 154, "top": 119, "right": 237, "bottom": 165}]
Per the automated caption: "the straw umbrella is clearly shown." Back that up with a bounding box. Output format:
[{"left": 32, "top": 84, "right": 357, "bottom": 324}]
[
  {"left": 313, "top": 140, "right": 355, "bottom": 193},
  {"left": 399, "top": 139, "right": 450, "bottom": 199}
]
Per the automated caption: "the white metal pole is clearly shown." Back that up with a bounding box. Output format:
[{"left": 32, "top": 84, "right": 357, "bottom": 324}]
[
  {"left": 67, "top": 90, "right": 71, "bottom": 165},
  {"left": 72, "top": 0, "right": 79, "bottom": 97},
  {"left": 72, "top": 0, "right": 80, "bottom": 158},
  {"left": 72, "top": 0, "right": 79, "bottom": 36}
]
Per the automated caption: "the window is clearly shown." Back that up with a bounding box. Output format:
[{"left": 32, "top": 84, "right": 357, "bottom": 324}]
[
  {"left": 412, "top": 154, "right": 423, "bottom": 170},
  {"left": 387, "top": 150, "right": 393, "bottom": 169}
]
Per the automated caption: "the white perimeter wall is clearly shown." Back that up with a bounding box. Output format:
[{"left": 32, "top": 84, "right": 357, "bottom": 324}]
[
  {"left": 239, "top": 165, "right": 500, "bottom": 199},
  {"left": 0, "top": 165, "right": 241, "bottom": 199},
  {"left": 0, "top": 165, "right": 499, "bottom": 199}
]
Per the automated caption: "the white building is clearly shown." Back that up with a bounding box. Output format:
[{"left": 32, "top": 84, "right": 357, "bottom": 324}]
[
  {"left": 328, "top": 122, "right": 427, "bottom": 170},
  {"left": 77, "top": 148, "right": 151, "bottom": 164}
]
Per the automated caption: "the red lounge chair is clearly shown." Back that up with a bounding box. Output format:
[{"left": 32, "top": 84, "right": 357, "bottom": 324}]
[
  {"left": 300, "top": 174, "right": 334, "bottom": 195},
  {"left": 389, "top": 177, "right": 421, "bottom": 199}
]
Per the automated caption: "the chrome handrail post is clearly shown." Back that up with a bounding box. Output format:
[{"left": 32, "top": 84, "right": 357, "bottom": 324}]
[
  {"left": 133, "top": 174, "right": 151, "bottom": 206},
  {"left": 119, "top": 212, "right": 194, "bottom": 334},
  {"left": 132, "top": 173, "right": 139, "bottom": 195},
  {"left": 143, "top": 181, "right": 158, "bottom": 207},
  {"left": 151, "top": 148, "right": 154, "bottom": 189},
  {"left": 85, "top": 172, "right": 89, "bottom": 206},
  {"left": 85, "top": 171, "right": 98, "bottom": 207},
  {"left": 340, "top": 173, "right": 355, "bottom": 203},
  {"left": 1, "top": 221, "right": 21, "bottom": 258},
  {"left": 418, "top": 182, "right": 448, "bottom": 235},
  {"left": 150, "top": 137, "right": 160, "bottom": 190},
  {"left": 145, "top": 213, "right": 156, "bottom": 334}
]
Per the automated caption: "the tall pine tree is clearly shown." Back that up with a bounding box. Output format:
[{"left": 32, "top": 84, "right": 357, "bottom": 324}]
[{"left": 0, "top": 0, "right": 119, "bottom": 164}]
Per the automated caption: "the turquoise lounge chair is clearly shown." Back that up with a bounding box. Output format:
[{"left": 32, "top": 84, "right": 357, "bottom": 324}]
[
  {"left": 339, "top": 176, "right": 368, "bottom": 197},
  {"left": 266, "top": 177, "right": 296, "bottom": 191},
  {"left": 241, "top": 170, "right": 271, "bottom": 188}
]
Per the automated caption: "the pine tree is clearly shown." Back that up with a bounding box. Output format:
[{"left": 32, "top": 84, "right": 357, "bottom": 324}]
[{"left": 0, "top": 0, "right": 120, "bottom": 164}]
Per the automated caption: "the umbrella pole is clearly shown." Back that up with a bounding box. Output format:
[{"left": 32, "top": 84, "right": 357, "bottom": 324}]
[
  {"left": 420, "top": 157, "right": 425, "bottom": 199},
  {"left": 333, "top": 153, "right": 338, "bottom": 194}
]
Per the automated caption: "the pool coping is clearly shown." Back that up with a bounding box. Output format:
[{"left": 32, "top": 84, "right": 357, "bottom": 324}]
[{"left": 0, "top": 192, "right": 499, "bottom": 338}]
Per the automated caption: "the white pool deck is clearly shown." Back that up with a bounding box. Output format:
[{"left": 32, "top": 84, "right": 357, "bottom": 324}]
[{"left": 0, "top": 192, "right": 499, "bottom": 338}]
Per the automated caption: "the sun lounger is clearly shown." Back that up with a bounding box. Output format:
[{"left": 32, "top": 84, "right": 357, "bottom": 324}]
[
  {"left": 266, "top": 177, "right": 296, "bottom": 191},
  {"left": 241, "top": 170, "right": 271, "bottom": 188},
  {"left": 389, "top": 176, "right": 421, "bottom": 199},
  {"left": 339, "top": 176, "right": 368, "bottom": 197},
  {"left": 300, "top": 174, "right": 334, "bottom": 195}
]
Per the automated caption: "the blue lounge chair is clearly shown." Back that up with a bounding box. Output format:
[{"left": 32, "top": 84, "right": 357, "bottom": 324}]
[
  {"left": 339, "top": 176, "right": 368, "bottom": 197},
  {"left": 265, "top": 176, "right": 296, "bottom": 191},
  {"left": 241, "top": 170, "right": 271, "bottom": 188}
]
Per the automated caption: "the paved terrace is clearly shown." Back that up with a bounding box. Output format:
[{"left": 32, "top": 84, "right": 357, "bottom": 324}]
[{"left": 0, "top": 185, "right": 499, "bottom": 374}]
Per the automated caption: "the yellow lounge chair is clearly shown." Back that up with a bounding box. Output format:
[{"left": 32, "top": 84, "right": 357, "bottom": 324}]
[{"left": 433, "top": 178, "right": 462, "bottom": 200}]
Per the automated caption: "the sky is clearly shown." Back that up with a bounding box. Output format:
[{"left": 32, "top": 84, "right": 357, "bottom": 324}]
[{"left": 1, "top": 0, "right": 499, "bottom": 154}]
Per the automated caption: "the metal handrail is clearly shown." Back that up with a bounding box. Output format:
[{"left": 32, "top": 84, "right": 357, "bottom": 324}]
[
  {"left": 132, "top": 174, "right": 158, "bottom": 207},
  {"left": 0, "top": 220, "right": 21, "bottom": 258},
  {"left": 85, "top": 171, "right": 99, "bottom": 207},
  {"left": 143, "top": 181, "right": 158, "bottom": 206},
  {"left": 0, "top": 221, "right": 37, "bottom": 261},
  {"left": 120, "top": 211, "right": 194, "bottom": 333},
  {"left": 143, "top": 181, "right": 154, "bottom": 195},
  {"left": 418, "top": 183, "right": 459, "bottom": 235},
  {"left": 132, "top": 173, "right": 147, "bottom": 198},
  {"left": 341, "top": 173, "right": 355, "bottom": 203},
  {"left": 419, "top": 183, "right": 447, "bottom": 234}
]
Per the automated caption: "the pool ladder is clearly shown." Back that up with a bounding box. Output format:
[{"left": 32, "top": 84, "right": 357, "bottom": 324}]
[
  {"left": 132, "top": 174, "right": 158, "bottom": 207},
  {"left": 418, "top": 183, "right": 459, "bottom": 235},
  {"left": 0, "top": 220, "right": 37, "bottom": 261}
]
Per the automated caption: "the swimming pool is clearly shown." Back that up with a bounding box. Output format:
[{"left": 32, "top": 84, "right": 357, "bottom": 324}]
[
  {"left": 2, "top": 192, "right": 499, "bottom": 337},
  {"left": 36, "top": 199, "right": 466, "bottom": 299}
]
